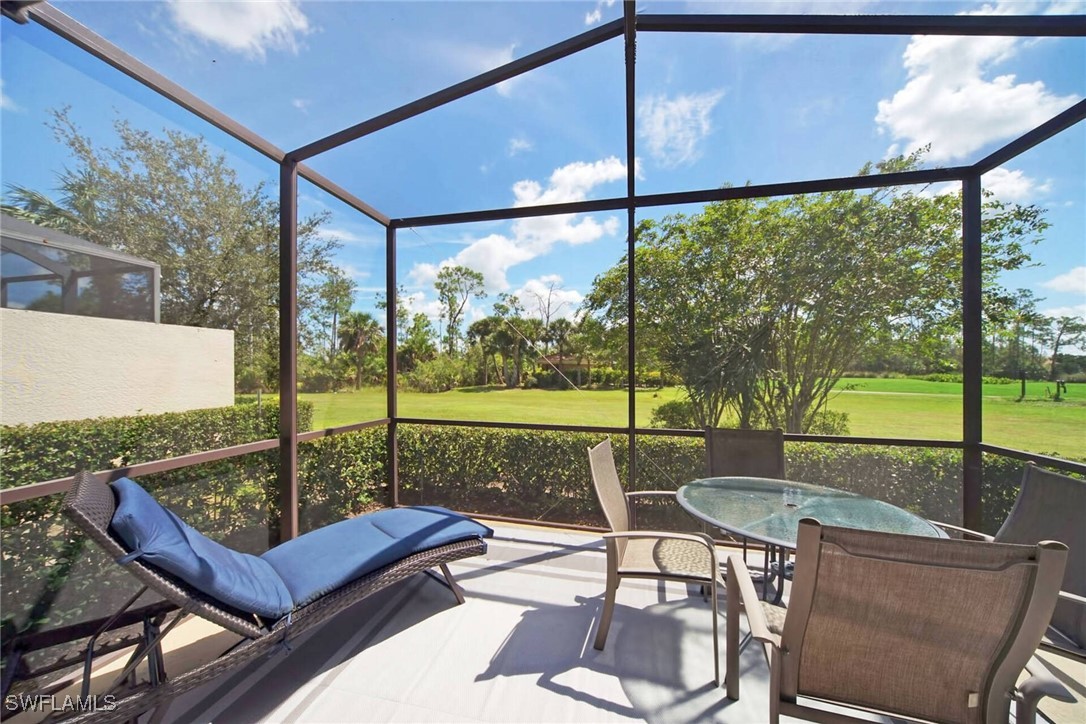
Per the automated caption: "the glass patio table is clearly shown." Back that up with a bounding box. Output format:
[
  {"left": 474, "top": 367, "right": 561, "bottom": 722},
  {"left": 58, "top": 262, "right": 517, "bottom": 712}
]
[{"left": 676, "top": 476, "right": 945, "bottom": 601}]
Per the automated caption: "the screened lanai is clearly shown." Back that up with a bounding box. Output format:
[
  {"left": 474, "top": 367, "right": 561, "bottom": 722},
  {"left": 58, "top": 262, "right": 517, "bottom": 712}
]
[{"left": 1, "top": 0, "right": 1084, "bottom": 720}]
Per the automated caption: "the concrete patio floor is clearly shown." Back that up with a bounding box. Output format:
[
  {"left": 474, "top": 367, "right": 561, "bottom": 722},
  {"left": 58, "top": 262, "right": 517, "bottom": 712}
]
[{"left": 23, "top": 524, "right": 1081, "bottom": 723}]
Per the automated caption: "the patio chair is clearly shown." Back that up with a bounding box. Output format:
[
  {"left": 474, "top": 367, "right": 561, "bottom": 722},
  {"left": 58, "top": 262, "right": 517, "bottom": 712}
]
[
  {"left": 587, "top": 438, "right": 725, "bottom": 685},
  {"left": 725, "top": 518, "right": 1070, "bottom": 724},
  {"left": 58, "top": 471, "right": 492, "bottom": 724},
  {"left": 932, "top": 462, "right": 1085, "bottom": 662},
  {"left": 705, "top": 426, "right": 785, "bottom": 479}
]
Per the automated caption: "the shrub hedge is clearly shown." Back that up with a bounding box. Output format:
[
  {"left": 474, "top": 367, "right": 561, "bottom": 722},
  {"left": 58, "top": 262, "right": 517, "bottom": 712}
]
[
  {"left": 1, "top": 402, "right": 312, "bottom": 642},
  {"left": 0, "top": 413, "right": 1035, "bottom": 646}
]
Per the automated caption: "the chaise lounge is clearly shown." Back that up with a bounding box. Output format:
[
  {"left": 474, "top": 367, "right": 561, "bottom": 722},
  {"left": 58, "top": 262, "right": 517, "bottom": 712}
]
[{"left": 59, "top": 471, "right": 493, "bottom": 723}]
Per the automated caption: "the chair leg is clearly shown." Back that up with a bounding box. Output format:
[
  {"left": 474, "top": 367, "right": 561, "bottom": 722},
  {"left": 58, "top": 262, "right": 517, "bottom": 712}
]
[
  {"left": 726, "top": 568, "right": 740, "bottom": 700},
  {"left": 594, "top": 572, "right": 619, "bottom": 650},
  {"left": 439, "top": 563, "right": 466, "bottom": 605},
  {"left": 769, "top": 647, "right": 782, "bottom": 724},
  {"left": 710, "top": 578, "right": 720, "bottom": 686}
]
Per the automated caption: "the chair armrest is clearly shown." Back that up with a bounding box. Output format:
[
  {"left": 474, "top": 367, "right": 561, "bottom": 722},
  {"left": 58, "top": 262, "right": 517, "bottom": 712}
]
[
  {"left": 625, "top": 491, "right": 677, "bottom": 500},
  {"left": 1058, "top": 590, "right": 1086, "bottom": 606},
  {"left": 602, "top": 530, "right": 713, "bottom": 548},
  {"left": 725, "top": 554, "right": 781, "bottom": 648},
  {"left": 928, "top": 520, "right": 994, "bottom": 541}
]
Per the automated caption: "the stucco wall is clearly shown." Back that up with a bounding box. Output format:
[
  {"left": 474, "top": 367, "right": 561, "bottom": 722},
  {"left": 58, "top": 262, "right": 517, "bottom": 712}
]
[{"left": 1, "top": 308, "right": 234, "bottom": 426}]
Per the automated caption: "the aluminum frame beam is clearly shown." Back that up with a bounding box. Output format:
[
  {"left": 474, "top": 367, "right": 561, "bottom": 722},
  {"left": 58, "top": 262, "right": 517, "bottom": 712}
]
[
  {"left": 973, "top": 99, "right": 1086, "bottom": 175},
  {"left": 24, "top": 2, "right": 390, "bottom": 226},
  {"left": 393, "top": 166, "right": 970, "bottom": 229},
  {"left": 637, "top": 13, "right": 1086, "bottom": 36},
  {"left": 289, "top": 19, "right": 624, "bottom": 162}
]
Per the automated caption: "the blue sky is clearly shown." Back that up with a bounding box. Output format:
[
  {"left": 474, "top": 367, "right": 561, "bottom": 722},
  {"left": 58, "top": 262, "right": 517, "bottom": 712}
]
[{"left": 2, "top": 0, "right": 1083, "bottom": 340}]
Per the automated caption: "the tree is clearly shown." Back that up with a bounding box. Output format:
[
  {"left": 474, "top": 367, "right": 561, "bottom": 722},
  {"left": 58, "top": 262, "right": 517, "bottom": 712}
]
[
  {"left": 399, "top": 313, "right": 437, "bottom": 373},
  {"left": 525, "top": 277, "right": 570, "bottom": 329},
  {"left": 338, "top": 311, "right": 384, "bottom": 389},
  {"left": 467, "top": 317, "right": 502, "bottom": 385},
  {"left": 582, "top": 151, "right": 1048, "bottom": 432},
  {"left": 375, "top": 284, "right": 411, "bottom": 345},
  {"left": 434, "top": 265, "right": 485, "bottom": 355},
  {"left": 545, "top": 318, "right": 574, "bottom": 363},
  {"left": 2, "top": 109, "right": 340, "bottom": 389},
  {"left": 313, "top": 268, "right": 355, "bottom": 357},
  {"left": 1048, "top": 316, "right": 1086, "bottom": 384}
]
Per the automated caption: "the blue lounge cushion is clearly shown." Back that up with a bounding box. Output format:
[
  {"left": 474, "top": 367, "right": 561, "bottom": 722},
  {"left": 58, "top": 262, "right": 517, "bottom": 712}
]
[
  {"left": 262, "top": 506, "right": 492, "bottom": 608},
  {"left": 109, "top": 478, "right": 294, "bottom": 619}
]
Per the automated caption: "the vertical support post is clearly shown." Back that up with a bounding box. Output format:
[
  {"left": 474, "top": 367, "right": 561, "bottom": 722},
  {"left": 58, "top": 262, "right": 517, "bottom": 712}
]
[
  {"left": 386, "top": 225, "right": 400, "bottom": 508},
  {"left": 623, "top": 0, "right": 637, "bottom": 490},
  {"left": 151, "top": 265, "right": 161, "bottom": 323},
  {"left": 278, "top": 160, "right": 299, "bottom": 542},
  {"left": 962, "top": 175, "right": 983, "bottom": 530}
]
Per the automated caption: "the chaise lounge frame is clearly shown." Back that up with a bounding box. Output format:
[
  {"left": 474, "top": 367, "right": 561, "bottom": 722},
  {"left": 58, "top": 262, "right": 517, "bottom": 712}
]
[{"left": 57, "top": 471, "right": 487, "bottom": 724}]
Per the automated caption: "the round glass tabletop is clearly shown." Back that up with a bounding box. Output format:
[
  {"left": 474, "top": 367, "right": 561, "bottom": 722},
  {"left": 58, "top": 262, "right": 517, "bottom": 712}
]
[{"left": 676, "top": 477, "right": 943, "bottom": 549}]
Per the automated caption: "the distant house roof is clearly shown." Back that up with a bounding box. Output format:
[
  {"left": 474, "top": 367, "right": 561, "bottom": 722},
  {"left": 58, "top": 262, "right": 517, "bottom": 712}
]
[
  {"left": 1, "top": 213, "right": 160, "bottom": 322},
  {"left": 540, "top": 354, "right": 590, "bottom": 370},
  {"left": 1, "top": 213, "right": 159, "bottom": 268}
]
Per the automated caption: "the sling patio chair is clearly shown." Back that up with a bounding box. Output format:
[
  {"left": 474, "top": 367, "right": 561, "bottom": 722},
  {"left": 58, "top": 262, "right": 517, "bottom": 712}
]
[
  {"left": 587, "top": 438, "right": 725, "bottom": 685},
  {"left": 704, "top": 426, "right": 785, "bottom": 479},
  {"left": 931, "top": 462, "right": 1085, "bottom": 662},
  {"left": 704, "top": 426, "right": 786, "bottom": 582},
  {"left": 57, "top": 471, "right": 493, "bottom": 724},
  {"left": 725, "top": 518, "right": 1071, "bottom": 724}
]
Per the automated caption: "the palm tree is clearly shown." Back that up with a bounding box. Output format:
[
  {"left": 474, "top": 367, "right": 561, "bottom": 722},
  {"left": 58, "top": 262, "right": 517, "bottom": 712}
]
[
  {"left": 546, "top": 318, "right": 574, "bottom": 365},
  {"left": 338, "top": 311, "right": 383, "bottom": 389}
]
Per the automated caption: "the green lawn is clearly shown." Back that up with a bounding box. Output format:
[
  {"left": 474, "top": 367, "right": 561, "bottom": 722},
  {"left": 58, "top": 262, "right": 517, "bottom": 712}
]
[{"left": 296, "top": 380, "right": 1085, "bottom": 459}]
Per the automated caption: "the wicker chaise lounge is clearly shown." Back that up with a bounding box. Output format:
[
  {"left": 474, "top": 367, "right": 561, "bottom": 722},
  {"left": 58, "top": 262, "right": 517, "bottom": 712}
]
[{"left": 58, "top": 471, "right": 492, "bottom": 724}]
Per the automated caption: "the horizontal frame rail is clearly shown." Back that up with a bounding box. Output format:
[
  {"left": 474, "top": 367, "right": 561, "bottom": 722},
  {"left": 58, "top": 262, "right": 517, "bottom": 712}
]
[
  {"left": 26, "top": 3, "right": 390, "bottom": 226},
  {"left": 636, "top": 13, "right": 1086, "bottom": 36},
  {"left": 979, "top": 444, "right": 1086, "bottom": 476},
  {"left": 396, "top": 418, "right": 630, "bottom": 435},
  {"left": 0, "top": 438, "right": 280, "bottom": 505},
  {"left": 0, "top": 417, "right": 395, "bottom": 506},
  {"left": 972, "top": 98, "right": 1086, "bottom": 175},
  {"left": 298, "top": 417, "right": 390, "bottom": 442},
  {"left": 393, "top": 166, "right": 969, "bottom": 229}
]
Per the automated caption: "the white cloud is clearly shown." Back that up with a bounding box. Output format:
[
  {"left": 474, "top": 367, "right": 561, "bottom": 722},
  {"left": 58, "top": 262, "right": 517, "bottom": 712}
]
[
  {"left": 638, "top": 90, "right": 725, "bottom": 168},
  {"left": 167, "top": 0, "right": 311, "bottom": 60},
  {"left": 982, "top": 167, "right": 1051, "bottom": 202},
  {"left": 875, "top": 1, "right": 1080, "bottom": 162},
  {"left": 431, "top": 40, "right": 519, "bottom": 97},
  {"left": 322, "top": 227, "right": 379, "bottom": 246},
  {"left": 1042, "top": 267, "right": 1086, "bottom": 295},
  {"left": 585, "top": 0, "right": 616, "bottom": 26},
  {"left": 407, "top": 157, "right": 627, "bottom": 293},
  {"left": 291, "top": 98, "right": 310, "bottom": 114},
  {"left": 0, "top": 80, "right": 20, "bottom": 112},
  {"left": 1042, "top": 303, "right": 1086, "bottom": 320},
  {"left": 508, "top": 136, "right": 533, "bottom": 157},
  {"left": 337, "top": 264, "right": 371, "bottom": 282}
]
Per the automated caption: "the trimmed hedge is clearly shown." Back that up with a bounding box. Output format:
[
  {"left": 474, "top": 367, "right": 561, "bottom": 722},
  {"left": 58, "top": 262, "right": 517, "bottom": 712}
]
[
  {"left": 1, "top": 402, "right": 312, "bottom": 641},
  {"left": 0, "top": 417, "right": 1037, "bottom": 649},
  {"left": 1, "top": 402, "right": 311, "bottom": 491}
]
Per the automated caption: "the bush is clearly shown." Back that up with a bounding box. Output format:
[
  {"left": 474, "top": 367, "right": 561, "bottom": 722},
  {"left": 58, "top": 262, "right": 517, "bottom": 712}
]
[
  {"left": 804, "top": 410, "right": 851, "bottom": 435},
  {"left": 404, "top": 355, "right": 473, "bottom": 392},
  {"left": 1, "top": 402, "right": 311, "bottom": 491},
  {"left": 1, "top": 402, "right": 313, "bottom": 638},
  {"left": 0, "top": 416, "right": 1048, "bottom": 650},
  {"left": 649, "top": 399, "right": 699, "bottom": 429}
]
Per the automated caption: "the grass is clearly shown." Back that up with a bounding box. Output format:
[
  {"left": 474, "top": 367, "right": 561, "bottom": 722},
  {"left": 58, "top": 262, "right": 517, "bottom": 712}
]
[{"left": 295, "top": 379, "right": 1086, "bottom": 460}]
